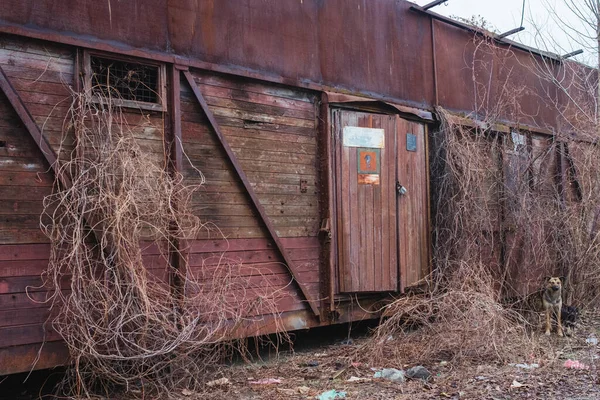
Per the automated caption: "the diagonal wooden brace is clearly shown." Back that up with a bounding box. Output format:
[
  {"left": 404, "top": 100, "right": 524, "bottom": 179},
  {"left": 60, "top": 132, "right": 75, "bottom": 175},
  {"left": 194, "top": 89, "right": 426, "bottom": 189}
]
[
  {"left": 0, "top": 65, "right": 69, "bottom": 187},
  {"left": 0, "top": 64, "right": 112, "bottom": 249},
  {"left": 183, "top": 70, "right": 320, "bottom": 317}
]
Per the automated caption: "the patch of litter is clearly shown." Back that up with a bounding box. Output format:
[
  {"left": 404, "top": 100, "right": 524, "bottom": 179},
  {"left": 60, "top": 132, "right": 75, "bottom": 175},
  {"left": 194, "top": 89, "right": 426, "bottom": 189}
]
[
  {"left": 406, "top": 365, "right": 431, "bottom": 380},
  {"left": 316, "top": 389, "right": 347, "bottom": 399},
  {"left": 564, "top": 359, "right": 589, "bottom": 370},
  {"left": 586, "top": 337, "right": 598, "bottom": 345},
  {"left": 511, "top": 363, "right": 539, "bottom": 370},
  {"left": 347, "top": 376, "right": 371, "bottom": 382},
  {"left": 373, "top": 368, "right": 406, "bottom": 383},
  {"left": 206, "top": 377, "right": 231, "bottom": 387},
  {"left": 510, "top": 380, "right": 526, "bottom": 389},
  {"left": 249, "top": 378, "right": 282, "bottom": 385}
]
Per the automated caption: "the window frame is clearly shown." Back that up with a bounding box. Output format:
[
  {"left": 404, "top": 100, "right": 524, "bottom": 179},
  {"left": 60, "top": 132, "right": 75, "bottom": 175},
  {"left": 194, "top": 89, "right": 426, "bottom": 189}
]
[{"left": 83, "top": 51, "right": 167, "bottom": 112}]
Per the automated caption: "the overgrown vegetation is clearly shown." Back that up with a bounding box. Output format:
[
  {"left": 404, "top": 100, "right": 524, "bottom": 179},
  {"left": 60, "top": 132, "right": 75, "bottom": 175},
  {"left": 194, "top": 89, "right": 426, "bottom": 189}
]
[
  {"left": 367, "top": 32, "right": 600, "bottom": 366},
  {"left": 40, "top": 91, "right": 286, "bottom": 397}
]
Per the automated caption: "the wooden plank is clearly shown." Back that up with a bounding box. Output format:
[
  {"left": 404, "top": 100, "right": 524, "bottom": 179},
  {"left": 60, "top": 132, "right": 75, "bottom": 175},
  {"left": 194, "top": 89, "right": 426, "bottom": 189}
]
[
  {"left": 0, "top": 323, "right": 62, "bottom": 347},
  {"left": 192, "top": 73, "right": 316, "bottom": 105},
  {"left": 0, "top": 64, "right": 73, "bottom": 84},
  {"left": 0, "top": 290, "right": 64, "bottom": 310},
  {"left": 0, "top": 306, "right": 55, "bottom": 328},
  {"left": 0, "top": 259, "right": 51, "bottom": 277},
  {"left": 0, "top": 341, "right": 69, "bottom": 376},
  {"left": 372, "top": 116, "right": 383, "bottom": 290},
  {"left": 180, "top": 80, "right": 315, "bottom": 111},
  {"left": 0, "top": 171, "right": 52, "bottom": 187},
  {"left": 190, "top": 260, "right": 319, "bottom": 279},
  {"left": 188, "top": 247, "right": 319, "bottom": 267},
  {"left": 0, "top": 243, "right": 50, "bottom": 260},
  {"left": 181, "top": 122, "right": 317, "bottom": 145},
  {"left": 181, "top": 93, "right": 315, "bottom": 121},
  {"left": 387, "top": 116, "right": 398, "bottom": 291},
  {"left": 0, "top": 66, "right": 62, "bottom": 184},
  {"left": 187, "top": 237, "right": 318, "bottom": 253},
  {"left": 0, "top": 275, "right": 68, "bottom": 294},
  {"left": 183, "top": 70, "right": 319, "bottom": 317}
]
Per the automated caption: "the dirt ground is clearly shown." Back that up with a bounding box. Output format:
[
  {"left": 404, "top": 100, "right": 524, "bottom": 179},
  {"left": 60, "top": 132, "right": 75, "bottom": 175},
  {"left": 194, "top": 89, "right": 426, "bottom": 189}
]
[
  {"left": 3, "top": 317, "right": 600, "bottom": 400},
  {"left": 178, "top": 316, "right": 600, "bottom": 400}
]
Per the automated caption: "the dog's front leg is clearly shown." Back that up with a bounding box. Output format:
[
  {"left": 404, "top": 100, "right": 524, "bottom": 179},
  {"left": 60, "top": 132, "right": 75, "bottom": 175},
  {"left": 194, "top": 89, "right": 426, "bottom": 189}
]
[
  {"left": 545, "top": 308, "right": 551, "bottom": 335},
  {"left": 556, "top": 306, "right": 564, "bottom": 337}
]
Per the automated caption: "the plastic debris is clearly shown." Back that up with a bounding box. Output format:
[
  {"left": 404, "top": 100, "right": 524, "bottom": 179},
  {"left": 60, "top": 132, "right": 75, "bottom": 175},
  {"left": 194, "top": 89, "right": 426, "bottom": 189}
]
[
  {"left": 512, "top": 363, "right": 539, "bottom": 370},
  {"left": 406, "top": 365, "right": 432, "bottom": 381},
  {"left": 510, "top": 380, "right": 526, "bottom": 389},
  {"left": 206, "top": 377, "right": 231, "bottom": 387},
  {"left": 249, "top": 378, "right": 282, "bottom": 385},
  {"left": 564, "top": 359, "right": 589, "bottom": 369},
  {"left": 339, "top": 338, "right": 354, "bottom": 345},
  {"left": 373, "top": 368, "right": 406, "bottom": 383},
  {"left": 298, "top": 386, "right": 311, "bottom": 395},
  {"left": 316, "top": 389, "right": 347, "bottom": 400},
  {"left": 347, "top": 376, "right": 371, "bottom": 382},
  {"left": 586, "top": 337, "right": 598, "bottom": 345},
  {"left": 302, "top": 360, "right": 320, "bottom": 367}
]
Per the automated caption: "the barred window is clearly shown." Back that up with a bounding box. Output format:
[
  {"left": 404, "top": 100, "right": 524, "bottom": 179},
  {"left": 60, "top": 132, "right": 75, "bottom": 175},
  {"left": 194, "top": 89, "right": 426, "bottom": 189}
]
[{"left": 85, "top": 53, "right": 166, "bottom": 111}]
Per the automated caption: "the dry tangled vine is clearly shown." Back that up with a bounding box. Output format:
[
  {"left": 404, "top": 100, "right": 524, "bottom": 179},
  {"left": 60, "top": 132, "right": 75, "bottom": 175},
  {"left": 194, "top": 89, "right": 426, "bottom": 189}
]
[
  {"left": 39, "top": 91, "right": 286, "bottom": 397},
  {"left": 367, "top": 33, "right": 600, "bottom": 367}
]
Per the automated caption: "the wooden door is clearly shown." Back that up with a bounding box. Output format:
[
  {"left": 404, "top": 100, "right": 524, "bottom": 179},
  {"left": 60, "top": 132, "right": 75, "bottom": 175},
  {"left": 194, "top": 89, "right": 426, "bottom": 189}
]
[
  {"left": 397, "top": 118, "right": 430, "bottom": 291},
  {"left": 334, "top": 110, "right": 398, "bottom": 292}
]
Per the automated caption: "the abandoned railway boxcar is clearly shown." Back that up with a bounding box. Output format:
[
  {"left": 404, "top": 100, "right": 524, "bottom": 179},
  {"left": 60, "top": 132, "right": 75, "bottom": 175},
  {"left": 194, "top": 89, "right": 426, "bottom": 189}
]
[{"left": 0, "top": 0, "right": 588, "bottom": 375}]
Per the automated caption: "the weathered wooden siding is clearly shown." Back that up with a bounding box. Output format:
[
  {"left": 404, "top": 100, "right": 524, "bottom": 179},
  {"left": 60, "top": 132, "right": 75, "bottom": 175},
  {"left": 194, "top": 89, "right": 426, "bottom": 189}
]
[
  {"left": 180, "top": 70, "right": 321, "bottom": 320},
  {"left": 0, "top": 36, "right": 172, "bottom": 374},
  {"left": 397, "top": 119, "right": 429, "bottom": 289},
  {"left": 0, "top": 38, "right": 69, "bottom": 372}
]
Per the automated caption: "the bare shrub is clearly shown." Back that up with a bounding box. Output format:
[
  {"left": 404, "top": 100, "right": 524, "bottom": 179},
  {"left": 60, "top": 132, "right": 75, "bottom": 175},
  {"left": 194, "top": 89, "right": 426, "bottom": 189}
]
[
  {"left": 365, "top": 262, "right": 538, "bottom": 365},
  {"left": 39, "top": 91, "right": 286, "bottom": 397},
  {"left": 367, "top": 33, "right": 600, "bottom": 367}
]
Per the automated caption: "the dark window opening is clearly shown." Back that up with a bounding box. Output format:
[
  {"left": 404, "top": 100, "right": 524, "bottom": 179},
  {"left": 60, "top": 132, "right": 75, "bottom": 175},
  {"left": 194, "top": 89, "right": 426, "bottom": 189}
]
[{"left": 90, "top": 56, "right": 159, "bottom": 104}]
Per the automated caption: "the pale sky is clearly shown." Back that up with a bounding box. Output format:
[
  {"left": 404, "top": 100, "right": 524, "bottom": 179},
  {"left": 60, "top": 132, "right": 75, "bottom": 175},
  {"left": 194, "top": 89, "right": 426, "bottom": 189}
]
[{"left": 412, "top": 0, "right": 597, "bottom": 65}]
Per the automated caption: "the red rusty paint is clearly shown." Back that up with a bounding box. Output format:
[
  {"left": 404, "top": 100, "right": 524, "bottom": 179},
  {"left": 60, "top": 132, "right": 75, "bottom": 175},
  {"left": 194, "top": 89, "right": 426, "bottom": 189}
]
[{"left": 0, "top": 0, "right": 590, "bottom": 131}]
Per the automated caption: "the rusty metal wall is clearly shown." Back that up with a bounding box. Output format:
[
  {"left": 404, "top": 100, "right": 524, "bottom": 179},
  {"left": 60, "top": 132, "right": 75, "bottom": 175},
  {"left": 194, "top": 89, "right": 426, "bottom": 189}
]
[
  {"left": 1, "top": 0, "right": 437, "bottom": 109},
  {"left": 0, "top": 0, "right": 578, "bottom": 129}
]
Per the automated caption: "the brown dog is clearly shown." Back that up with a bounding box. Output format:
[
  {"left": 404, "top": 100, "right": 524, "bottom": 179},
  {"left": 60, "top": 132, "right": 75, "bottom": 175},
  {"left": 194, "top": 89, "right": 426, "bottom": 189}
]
[{"left": 543, "top": 277, "right": 563, "bottom": 337}]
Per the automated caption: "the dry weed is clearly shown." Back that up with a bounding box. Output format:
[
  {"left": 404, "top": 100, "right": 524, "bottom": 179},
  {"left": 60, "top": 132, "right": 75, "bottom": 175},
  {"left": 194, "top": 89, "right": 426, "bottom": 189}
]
[
  {"left": 38, "top": 90, "right": 286, "bottom": 397},
  {"left": 365, "top": 262, "right": 539, "bottom": 366}
]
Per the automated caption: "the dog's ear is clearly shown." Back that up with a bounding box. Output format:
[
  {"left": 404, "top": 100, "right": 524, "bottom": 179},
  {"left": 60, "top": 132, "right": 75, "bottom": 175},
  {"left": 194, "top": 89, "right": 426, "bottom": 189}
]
[{"left": 559, "top": 276, "right": 565, "bottom": 284}]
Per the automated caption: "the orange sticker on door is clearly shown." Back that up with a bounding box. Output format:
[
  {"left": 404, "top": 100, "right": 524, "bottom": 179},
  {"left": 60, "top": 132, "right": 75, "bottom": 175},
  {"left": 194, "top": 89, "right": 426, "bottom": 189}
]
[{"left": 358, "top": 174, "right": 380, "bottom": 185}]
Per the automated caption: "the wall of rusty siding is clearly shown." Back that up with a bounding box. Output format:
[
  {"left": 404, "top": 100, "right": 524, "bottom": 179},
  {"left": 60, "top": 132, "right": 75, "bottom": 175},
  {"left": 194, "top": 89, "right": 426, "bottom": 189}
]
[
  {"left": 0, "top": 0, "right": 436, "bottom": 110},
  {"left": 434, "top": 21, "right": 558, "bottom": 128},
  {"left": 2, "top": 0, "right": 170, "bottom": 51}
]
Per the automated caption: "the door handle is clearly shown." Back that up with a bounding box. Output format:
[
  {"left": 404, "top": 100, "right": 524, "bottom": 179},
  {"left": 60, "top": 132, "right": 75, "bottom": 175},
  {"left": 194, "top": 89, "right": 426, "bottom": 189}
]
[{"left": 396, "top": 182, "right": 407, "bottom": 196}]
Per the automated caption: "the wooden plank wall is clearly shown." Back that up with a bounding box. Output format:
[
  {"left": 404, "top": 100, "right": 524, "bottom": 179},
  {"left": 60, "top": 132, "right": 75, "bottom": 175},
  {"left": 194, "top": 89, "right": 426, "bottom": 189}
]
[
  {"left": 0, "top": 36, "right": 171, "bottom": 373},
  {"left": 0, "top": 37, "right": 68, "bottom": 370},
  {"left": 180, "top": 70, "right": 321, "bottom": 325}
]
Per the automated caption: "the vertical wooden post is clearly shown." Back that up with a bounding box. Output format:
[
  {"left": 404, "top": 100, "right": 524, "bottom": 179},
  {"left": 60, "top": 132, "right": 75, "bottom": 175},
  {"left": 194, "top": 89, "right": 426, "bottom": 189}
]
[
  {"left": 317, "top": 92, "right": 335, "bottom": 317},
  {"left": 166, "top": 65, "right": 186, "bottom": 304}
]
